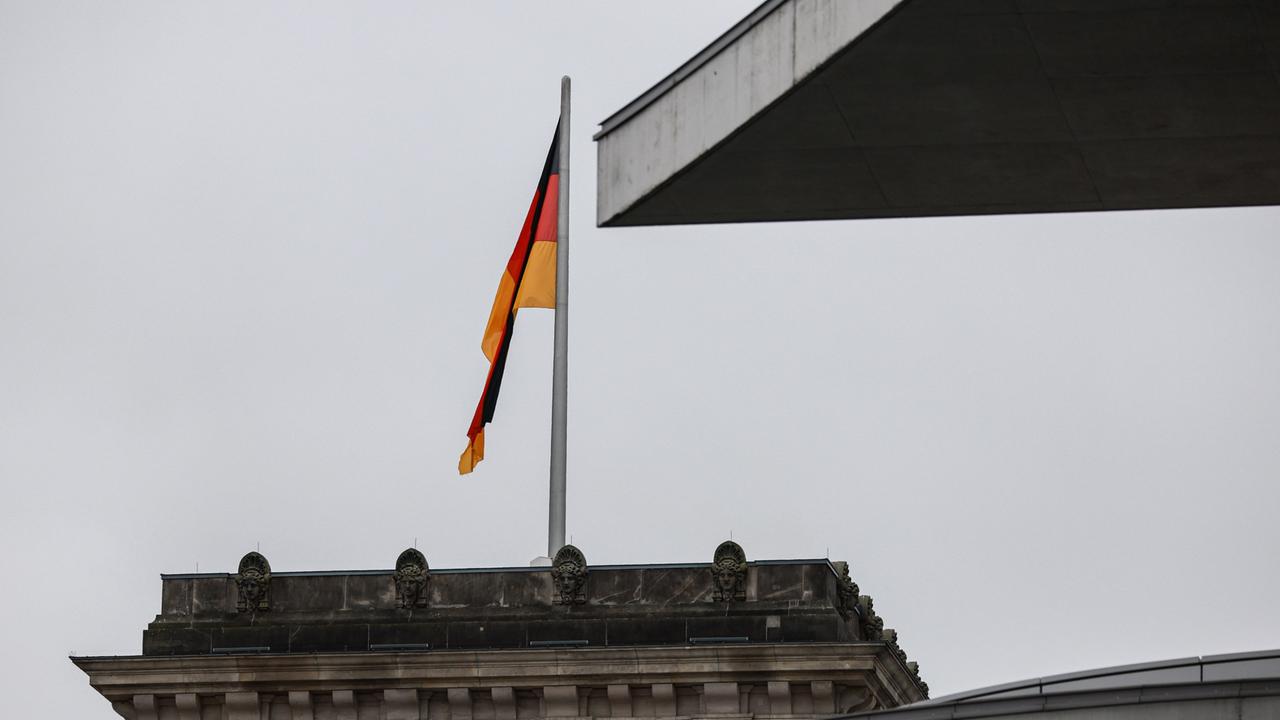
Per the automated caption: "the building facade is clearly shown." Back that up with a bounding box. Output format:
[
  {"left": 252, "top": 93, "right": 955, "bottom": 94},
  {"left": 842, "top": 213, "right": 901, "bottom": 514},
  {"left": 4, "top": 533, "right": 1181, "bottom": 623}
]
[{"left": 74, "top": 542, "right": 928, "bottom": 719}]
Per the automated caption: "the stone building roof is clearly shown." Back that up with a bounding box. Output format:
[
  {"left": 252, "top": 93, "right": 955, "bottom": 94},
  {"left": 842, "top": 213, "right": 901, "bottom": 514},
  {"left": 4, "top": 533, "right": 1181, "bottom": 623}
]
[
  {"left": 73, "top": 543, "right": 931, "bottom": 718},
  {"left": 141, "top": 543, "right": 924, "bottom": 695}
]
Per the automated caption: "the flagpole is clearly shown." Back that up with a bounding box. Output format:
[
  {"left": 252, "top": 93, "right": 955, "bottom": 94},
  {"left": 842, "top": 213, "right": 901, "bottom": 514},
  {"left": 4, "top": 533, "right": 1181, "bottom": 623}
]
[{"left": 548, "top": 76, "right": 570, "bottom": 557}]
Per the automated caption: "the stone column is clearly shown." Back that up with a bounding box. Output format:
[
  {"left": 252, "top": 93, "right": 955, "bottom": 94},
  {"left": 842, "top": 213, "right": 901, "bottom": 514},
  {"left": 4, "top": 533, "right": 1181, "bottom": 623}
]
[
  {"left": 449, "top": 688, "right": 474, "bottom": 720},
  {"left": 386, "top": 689, "right": 421, "bottom": 720},
  {"left": 768, "top": 682, "right": 792, "bottom": 715},
  {"left": 811, "top": 681, "right": 835, "bottom": 714},
  {"left": 132, "top": 694, "right": 158, "bottom": 720},
  {"left": 226, "top": 692, "right": 261, "bottom": 720},
  {"left": 653, "top": 684, "right": 677, "bottom": 717},
  {"left": 333, "top": 690, "right": 357, "bottom": 720},
  {"left": 288, "top": 691, "right": 314, "bottom": 720},
  {"left": 704, "top": 683, "right": 739, "bottom": 715},
  {"left": 493, "top": 687, "right": 517, "bottom": 720},
  {"left": 177, "top": 693, "right": 202, "bottom": 720},
  {"left": 607, "top": 685, "right": 633, "bottom": 717},
  {"left": 543, "top": 686, "right": 579, "bottom": 717}
]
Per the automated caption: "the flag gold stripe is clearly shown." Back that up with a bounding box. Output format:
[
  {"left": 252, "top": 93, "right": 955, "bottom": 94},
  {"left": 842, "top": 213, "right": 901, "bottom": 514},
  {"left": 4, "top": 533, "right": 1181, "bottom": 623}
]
[
  {"left": 458, "top": 428, "right": 485, "bottom": 474},
  {"left": 481, "top": 272, "right": 518, "bottom": 362},
  {"left": 514, "top": 240, "right": 556, "bottom": 310}
]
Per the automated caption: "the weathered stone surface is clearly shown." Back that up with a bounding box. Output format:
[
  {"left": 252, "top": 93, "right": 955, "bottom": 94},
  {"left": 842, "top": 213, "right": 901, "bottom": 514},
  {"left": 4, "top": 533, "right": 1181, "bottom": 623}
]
[
  {"left": 493, "top": 687, "right": 517, "bottom": 720},
  {"left": 176, "top": 693, "right": 201, "bottom": 720},
  {"left": 333, "top": 690, "right": 356, "bottom": 720},
  {"left": 544, "top": 686, "right": 580, "bottom": 717},
  {"left": 705, "top": 682, "right": 740, "bottom": 715},
  {"left": 74, "top": 638, "right": 926, "bottom": 712},
  {"left": 711, "top": 541, "right": 748, "bottom": 602},
  {"left": 551, "top": 545, "right": 589, "bottom": 606},
  {"left": 226, "top": 691, "right": 259, "bottom": 720},
  {"left": 145, "top": 559, "right": 873, "bottom": 655},
  {"left": 236, "top": 552, "right": 270, "bottom": 614},
  {"left": 606, "top": 685, "right": 632, "bottom": 717},
  {"left": 448, "top": 689, "right": 473, "bottom": 720},
  {"left": 768, "top": 681, "right": 792, "bottom": 715},
  {"left": 287, "top": 691, "right": 313, "bottom": 720},
  {"left": 80, "top": 555, "right": 929, "bottom": 719},
  {"left": 394, "top": 549, "right": 430, "bottom": 610}
]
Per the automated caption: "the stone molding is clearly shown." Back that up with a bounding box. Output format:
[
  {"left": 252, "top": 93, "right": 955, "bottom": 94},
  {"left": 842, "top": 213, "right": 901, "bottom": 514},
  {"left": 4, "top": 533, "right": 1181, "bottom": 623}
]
[
  {"left": 75, "top": 643, "right": 922, "bottom": 719},
  {"left": 97, "top": 681, "right": 879, "bottom": 720}
]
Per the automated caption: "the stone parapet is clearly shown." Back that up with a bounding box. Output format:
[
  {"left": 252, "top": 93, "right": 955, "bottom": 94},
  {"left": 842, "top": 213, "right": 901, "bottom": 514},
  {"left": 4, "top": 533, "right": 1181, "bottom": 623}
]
[
  {"left": 145, "top": 558, "right": 863, "bottom": 656},
  {"left": 159, "top": 560, "right": 840, "bottom": 618},
  {"left": 75, "top": 545, "right": 930, "bottom": 717}
]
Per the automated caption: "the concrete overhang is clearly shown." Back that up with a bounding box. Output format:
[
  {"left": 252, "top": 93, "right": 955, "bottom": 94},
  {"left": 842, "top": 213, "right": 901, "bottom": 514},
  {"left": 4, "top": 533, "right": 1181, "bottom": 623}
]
[{"left": 594, "top": 0, "right": 1280, "bottom": 226}]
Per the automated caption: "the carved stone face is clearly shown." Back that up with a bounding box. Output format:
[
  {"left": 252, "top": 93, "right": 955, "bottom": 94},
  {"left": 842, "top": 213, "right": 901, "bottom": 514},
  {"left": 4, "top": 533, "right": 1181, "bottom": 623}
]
[
  {"left": 240, "top": 573, "right": 265, "bottom": 607},
  {"left": 393, "top": 555, "right": 429, "bottom": 609},
  {"left": 399, "top": 567, "right": 424, "bottom": 598},
  {"left": 714, "top": 559, "right": 740, "bottom": 589},
  {"left": 235, "top": 551, "right": 271, "bottom": 613},
  {"left": 556, "top": 562, "right": 581, "bottom": 597},
  {"left": 867, "top": 614, "right": 884, "bottom": 640},
  {"left": 550, "top": 545, "right": 588, "bottom": 605},
  {"left": 838, "top": 570, "right": 858, "bottom": 603}
]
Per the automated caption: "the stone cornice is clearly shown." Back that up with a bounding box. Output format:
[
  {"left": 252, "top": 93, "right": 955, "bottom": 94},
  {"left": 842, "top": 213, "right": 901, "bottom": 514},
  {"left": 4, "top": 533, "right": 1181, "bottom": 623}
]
[{"left": 73, "top": 642, "right": 922, "bottom": 706}]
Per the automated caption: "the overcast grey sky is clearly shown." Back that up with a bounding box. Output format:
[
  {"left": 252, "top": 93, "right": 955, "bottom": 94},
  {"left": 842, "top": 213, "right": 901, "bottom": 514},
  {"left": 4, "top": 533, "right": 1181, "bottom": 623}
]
[{"left": 1, "top": 1, "right": 1278, "bottom": 716}]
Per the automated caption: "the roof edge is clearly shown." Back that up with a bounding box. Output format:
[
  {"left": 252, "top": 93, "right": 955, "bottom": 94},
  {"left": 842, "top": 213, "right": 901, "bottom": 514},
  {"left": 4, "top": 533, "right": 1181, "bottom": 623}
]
[
  {"left": 594, "top": 0, "right": 788, "bottom": 139},
  {"left": 159, "top": 557, "right": 839, "bottom": 580},
  {"left": 895, "top": 649, "right": 1280, "bottom": 711}
]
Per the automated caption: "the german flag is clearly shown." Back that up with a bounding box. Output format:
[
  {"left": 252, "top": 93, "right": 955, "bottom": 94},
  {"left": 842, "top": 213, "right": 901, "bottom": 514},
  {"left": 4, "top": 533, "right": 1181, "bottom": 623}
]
[{"left": 459, "top": 125, "right": 560, "bottom": 474}]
